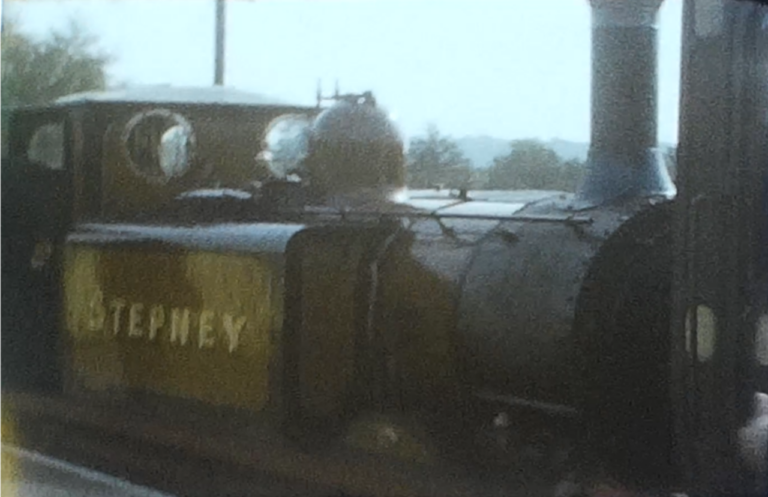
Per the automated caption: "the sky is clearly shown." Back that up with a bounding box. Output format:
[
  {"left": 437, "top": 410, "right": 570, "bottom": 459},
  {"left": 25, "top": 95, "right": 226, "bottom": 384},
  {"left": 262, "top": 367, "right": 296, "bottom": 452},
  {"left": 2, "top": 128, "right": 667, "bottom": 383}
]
[{"left": 4, "top": 0, "right": 684, "bottom": 144}]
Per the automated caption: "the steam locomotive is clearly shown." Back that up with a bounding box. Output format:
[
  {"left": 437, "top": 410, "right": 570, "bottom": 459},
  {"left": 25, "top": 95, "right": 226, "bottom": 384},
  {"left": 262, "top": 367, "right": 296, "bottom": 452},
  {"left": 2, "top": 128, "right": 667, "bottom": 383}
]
[{"left": 3, "top": 1, "right": 767, "bottom": 496}]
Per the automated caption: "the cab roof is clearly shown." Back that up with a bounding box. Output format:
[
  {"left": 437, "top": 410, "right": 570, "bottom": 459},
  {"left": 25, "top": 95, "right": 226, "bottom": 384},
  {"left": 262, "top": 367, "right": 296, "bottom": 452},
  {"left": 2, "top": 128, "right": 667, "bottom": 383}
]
[{"left": 54, "top": 85, "right": 292, "bottom": 106}]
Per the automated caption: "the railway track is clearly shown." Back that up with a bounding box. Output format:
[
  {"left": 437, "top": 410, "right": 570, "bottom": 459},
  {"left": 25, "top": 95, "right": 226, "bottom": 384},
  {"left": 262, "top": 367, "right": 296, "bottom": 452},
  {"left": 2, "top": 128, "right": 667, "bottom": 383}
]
[
  {"left": 2, "top": 392, "right": 577, "bottom": 497},
  {"left": 3, "top": 395, "right": 331, "bottom": 497}
]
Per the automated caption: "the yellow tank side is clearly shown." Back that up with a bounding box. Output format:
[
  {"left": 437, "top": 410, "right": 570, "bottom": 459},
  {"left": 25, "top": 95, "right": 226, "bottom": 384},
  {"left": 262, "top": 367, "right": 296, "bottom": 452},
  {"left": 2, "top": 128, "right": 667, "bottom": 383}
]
[{"left": 62, "top": 244, "right": 282, "bottom": 412}]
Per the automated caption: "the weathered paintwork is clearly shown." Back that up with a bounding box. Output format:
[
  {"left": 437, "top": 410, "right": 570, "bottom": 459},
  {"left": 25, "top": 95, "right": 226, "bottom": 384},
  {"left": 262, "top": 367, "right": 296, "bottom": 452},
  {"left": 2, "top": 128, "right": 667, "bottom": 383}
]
[
  {"left": 60, "top": 188, "right": 672, "bottom": 428},
  {"left": 98, "top": 105, "right": 314, "bottom": 218},
  {"left": 63, "top": 223, "right": 302, "bottom": 413},
  {"left": 458, "top": 196, "right": 632, "bottom": 407}
]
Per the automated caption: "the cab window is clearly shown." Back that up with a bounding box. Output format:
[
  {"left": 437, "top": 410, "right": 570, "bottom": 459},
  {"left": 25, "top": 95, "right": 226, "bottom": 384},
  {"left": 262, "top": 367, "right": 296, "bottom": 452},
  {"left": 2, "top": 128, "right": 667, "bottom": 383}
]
[{"left": 27, "top": 122, "right": 65, "bottom": 170}]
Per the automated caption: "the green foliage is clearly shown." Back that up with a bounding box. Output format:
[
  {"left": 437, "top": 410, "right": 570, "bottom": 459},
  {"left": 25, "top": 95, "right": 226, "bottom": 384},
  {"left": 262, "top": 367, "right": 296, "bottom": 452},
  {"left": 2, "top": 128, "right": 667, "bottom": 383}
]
[
  {"left": 406, "top": 125, "right": 473, "bottom": 189},
  {"left": 406, "top": 131, "right": 586, "bottom": 192},
  {"left": 559, "top": 158, "right": 587, "bottom": 192},
  {"left": 1, "top": 17, "right": 111, "bottom": 156},
  {"left": 488, "top": 139, "right": 585, "bottom": 192},
  {"left": 2, "top": 18, "right": 110, "bottom": 108}
]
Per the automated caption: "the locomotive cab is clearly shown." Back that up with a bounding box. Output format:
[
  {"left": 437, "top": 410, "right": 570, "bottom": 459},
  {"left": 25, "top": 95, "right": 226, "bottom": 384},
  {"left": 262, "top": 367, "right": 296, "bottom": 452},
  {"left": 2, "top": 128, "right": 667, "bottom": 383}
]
[{"left": 1, "top": 86, "right": 319, "bottom": 394}]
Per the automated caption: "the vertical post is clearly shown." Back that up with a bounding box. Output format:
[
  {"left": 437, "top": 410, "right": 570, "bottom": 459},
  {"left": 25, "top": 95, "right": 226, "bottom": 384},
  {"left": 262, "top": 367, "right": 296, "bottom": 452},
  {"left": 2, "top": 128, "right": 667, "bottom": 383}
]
[{"left": 214, "top": 0, "right": 226, "bottom": 86}]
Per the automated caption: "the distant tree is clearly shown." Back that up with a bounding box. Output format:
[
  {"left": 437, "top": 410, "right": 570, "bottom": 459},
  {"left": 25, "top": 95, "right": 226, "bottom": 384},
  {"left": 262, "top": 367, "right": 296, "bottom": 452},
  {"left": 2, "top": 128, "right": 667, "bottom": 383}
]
[
  {"left": 2, "top": 17, "right": 112, "bottom": 156},
  {"left": 560, "top": 158, "right": 587, "bottom": 192},
  {"left": 489, "top": 139, "right": 579, "bottom": 191},
  {"left": 2, "top": 18, "right": 110, "bottom": 108},
  {"left": 468, "top": 167, "right": 490, "bottom": 190},
  {"left": 406, "top": 125, "right": 473, "bottom": 189}
]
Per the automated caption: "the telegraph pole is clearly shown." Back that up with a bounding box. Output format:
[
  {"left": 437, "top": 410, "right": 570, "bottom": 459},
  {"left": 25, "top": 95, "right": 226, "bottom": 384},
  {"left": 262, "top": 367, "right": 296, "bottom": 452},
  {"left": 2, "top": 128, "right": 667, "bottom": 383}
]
[{"left": 214, "top": 0, "right": 226, "bottom": 85}]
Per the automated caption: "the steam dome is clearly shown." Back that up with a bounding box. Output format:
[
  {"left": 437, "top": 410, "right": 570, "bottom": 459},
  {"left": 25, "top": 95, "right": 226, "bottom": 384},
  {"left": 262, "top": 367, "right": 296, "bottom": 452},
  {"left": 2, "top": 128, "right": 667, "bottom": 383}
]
[{"left": 305, "top": 94, "right": 405, "bottom": 200}]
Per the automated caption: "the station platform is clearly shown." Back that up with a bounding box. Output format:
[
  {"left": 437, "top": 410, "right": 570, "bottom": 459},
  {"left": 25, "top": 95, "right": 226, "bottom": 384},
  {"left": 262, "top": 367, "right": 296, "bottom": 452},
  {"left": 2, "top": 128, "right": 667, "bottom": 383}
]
[{"left": 1, "top": 445, "right": 175, "bottom": 497}]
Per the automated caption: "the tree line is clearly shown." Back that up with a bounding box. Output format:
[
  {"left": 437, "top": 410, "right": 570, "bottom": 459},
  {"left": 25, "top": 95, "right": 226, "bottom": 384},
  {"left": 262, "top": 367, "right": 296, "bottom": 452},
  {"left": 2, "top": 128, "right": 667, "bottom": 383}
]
[
  {"left": 407, "top": 125, "right": 677, "bottom": 192},
  {"left": 2, "top": 17, "right": 111, "bottom": 155},
  {"left": 2, "top": 18, "right": 110, "bottom": 111}
]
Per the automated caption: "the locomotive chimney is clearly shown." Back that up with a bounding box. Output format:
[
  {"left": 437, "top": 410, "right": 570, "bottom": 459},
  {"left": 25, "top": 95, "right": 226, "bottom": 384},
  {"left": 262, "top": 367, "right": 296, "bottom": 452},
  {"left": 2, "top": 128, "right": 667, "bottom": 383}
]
[{"left": 577, "top": 0, "right": 675, "bottom": 204}]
